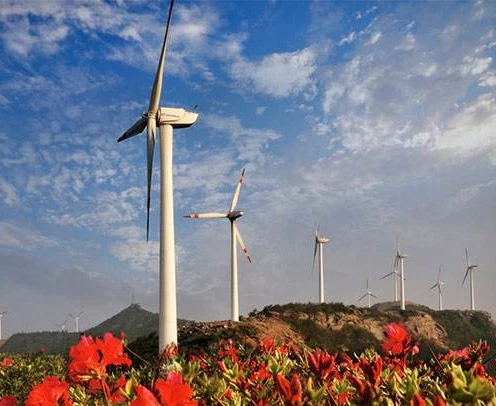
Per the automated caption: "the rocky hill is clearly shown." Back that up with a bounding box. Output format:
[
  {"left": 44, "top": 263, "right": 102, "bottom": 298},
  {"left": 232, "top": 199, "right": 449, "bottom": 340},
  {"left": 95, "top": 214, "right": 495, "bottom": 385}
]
[{"left": 128, "top": 302, "right": 496, "bottom": 367}]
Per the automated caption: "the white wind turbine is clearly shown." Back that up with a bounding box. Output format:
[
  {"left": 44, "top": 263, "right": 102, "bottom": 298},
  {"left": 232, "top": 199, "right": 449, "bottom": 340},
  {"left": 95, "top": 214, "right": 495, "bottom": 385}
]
[
  {"left": 184, "top": 168, "right": 252, "bottom": 322},
  {"left": 358, "top": 279, "right": 377, "bottom": 308},
  {"left": 462, "top": 248, "right": 478, "bottom": 311},
  {"left": 69, "top": 311, "right": 83, "bottom": 333},
  {"left": 312, "top": 226, "right": 330, "bottom": 303},
  {"left": 430, "top": 265, "right": 445, "bottom": 311},
  {"left": 117, "top": 0, "right": 198, "bottom": 350},
  {"left": 55, "top": 320, "right": 68, "bottom": 332},
  {"left": 380, "top": 254, "right": 400, "bottom": 302},
  {"left": 0, "top": 311, "right": 7, "bottom": 340}
]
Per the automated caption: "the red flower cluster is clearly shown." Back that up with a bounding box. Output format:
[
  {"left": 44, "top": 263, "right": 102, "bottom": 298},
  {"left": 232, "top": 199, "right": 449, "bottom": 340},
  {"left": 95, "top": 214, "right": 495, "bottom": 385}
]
[
  {"left": 382, "top": 322, "right": 418, "bottom": 357},
  {"left": 68, "top": 333, "right": 131, "bottom": 382},
  {"left": 25, "top": 377, "right": 71, "bottom": 406}
]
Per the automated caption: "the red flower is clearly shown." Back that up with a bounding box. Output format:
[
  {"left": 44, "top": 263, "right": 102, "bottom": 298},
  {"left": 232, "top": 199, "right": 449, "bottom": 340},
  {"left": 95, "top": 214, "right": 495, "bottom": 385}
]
[
  {"left": 383, "top": 323, "right": 411, "bottom": 356},
  {"left": 274, "top": 374, "right": 302, "bottom": 405},
  {"left": 433, "top": 395, "right": 446, "bottom": 406},
  {"left": 0, "top": 396, "right": 18, "bottom": 406},
  {"left": 131, "top": 385, "right": 159, "bottom": 406},
  {"left": 25, "top": 376, "right": 72, "bottom": 406},
  {"left": 68, "top": 333, "right": 131, "bottom": 382},
  {"left": 411, "top": 392, "right": 426, "bottom": 406},
  {"left": 307, "top": 350, "right": 337, "bottom": 380},
  {"left": 154, "top": 371, "right": 198, "bottom": 405},
  {"left": 0, "top": 358, "right": 12, "bottom": 368}
]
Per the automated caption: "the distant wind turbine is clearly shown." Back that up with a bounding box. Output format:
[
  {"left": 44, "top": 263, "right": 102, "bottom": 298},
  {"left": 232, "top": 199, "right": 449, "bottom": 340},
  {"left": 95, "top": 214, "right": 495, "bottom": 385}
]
[
  {"left": 358, "top": 279, "right": 377, "bottom": 308},
  {"left": 462, "top": 248, "right": 478, "bottom": 311},
  {"left": 55, "top": 320, "right": 68, "bottom": 332},
  {"left": 184, "top": 168, "right": 252, "bottom": 322},
  {"left": 312, "top": 226, "right": 330, "bottom": 303},
  {"left": 0, "top": 311, "right": 7, "bottom": 340},
  {"left": 381, "top": 255, "right": 400, "bottom": 302},
  {"left": 430, "top": 265, "right": 445, "bottom": 311},
  {"left": 69, "top": 311, "right": 83, "bottom": 333},
  {"left": 117, "top": 0, "right": 198, "bottom": 351}
]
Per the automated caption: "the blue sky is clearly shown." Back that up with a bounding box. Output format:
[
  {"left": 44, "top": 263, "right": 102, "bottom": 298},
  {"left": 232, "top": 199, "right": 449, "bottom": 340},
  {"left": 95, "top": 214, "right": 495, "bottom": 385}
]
[{"left": 0, "top": 0, "right": 495, "bottom": 337}]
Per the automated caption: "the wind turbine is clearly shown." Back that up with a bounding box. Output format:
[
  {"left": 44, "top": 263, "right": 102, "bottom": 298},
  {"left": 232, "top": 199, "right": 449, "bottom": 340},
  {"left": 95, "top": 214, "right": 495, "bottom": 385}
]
[
  {"left": 430, "top": 265, "right": 444, "bottom": 311},
  {"left": 462, "top": 248, "right": 478, "bottom": 311},
  {"left": 184, "top": 168, "right": 252, "bottom": 322},
  {"left": 69, "top": 311, "right": 83, "bottom": 333},
  {"left": 396, "top": 245, "right": 408, "bottom": 310},
  {"left": 358, "top": 279, "right": 377, "bottom": 308},
  {"left": 312, "top": 226, "right": 330, "bottom": 303},
  {"left": 0, "top": 311, "right": 6, "bottom": 340},
  {"left": 117, "top": 0, "right": 198, "bottom": 350},
  {"left": 380, "top": 257, "right": 400, "bottom": 302},
  {"left": 55, "top": 320, "right": 68, "bottom": 332}
]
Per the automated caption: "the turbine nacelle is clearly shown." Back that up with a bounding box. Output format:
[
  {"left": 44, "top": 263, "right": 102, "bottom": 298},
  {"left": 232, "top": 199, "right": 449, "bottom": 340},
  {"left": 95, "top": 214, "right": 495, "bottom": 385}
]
[
  {"left": 316, "top": 237, "right": 330, "bottom": 244},
  {"left": 158, "top": 107, "right": 198, "bottom": 128},
  {"left": 228, "top": 210, "right": 244, "bottom": 220}
]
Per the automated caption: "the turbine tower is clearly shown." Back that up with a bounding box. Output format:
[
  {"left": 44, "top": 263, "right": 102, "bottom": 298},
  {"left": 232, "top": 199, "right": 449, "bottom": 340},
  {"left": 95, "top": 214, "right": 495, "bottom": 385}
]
[
  {"left": 117, "top": 0, "right": 198, "bottom": 351},
  {"left": 312, "top": 226, "right": 330, "bottom": 303},
  {"left": 381, "top": 256, "right": 400, "bottom": 302},
  {"left": 358, "top": 279, "right": 377, "bottom": 308},
  {"left": 184, "top": 168, "right": 252, "bottom": 322},
  {"left": 396, "top": 245, "right": 408, "bottom": 310},
  {"left": 430, "top": 265, "right": 444, "bottom": 311},
  {"left": 0, "top": 311, "right": 6, "bottom": 340},
  {"left": 462, "top": 248, "right": 478, "bottom": 311},
  {"left": 69, "top": 311, "right": 83, "bottom": 333}
]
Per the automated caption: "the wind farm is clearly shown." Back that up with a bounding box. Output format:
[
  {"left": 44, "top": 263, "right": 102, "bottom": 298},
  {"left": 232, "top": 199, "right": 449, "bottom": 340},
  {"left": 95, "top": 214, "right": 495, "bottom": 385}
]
[{"left": 0, "top": 0, "right": 494, "bottom": 342}]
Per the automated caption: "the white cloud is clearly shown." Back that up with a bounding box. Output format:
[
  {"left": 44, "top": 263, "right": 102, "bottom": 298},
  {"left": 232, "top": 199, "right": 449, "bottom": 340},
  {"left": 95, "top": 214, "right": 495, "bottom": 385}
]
[
  {"left": 395, "top": 33, "right": 416, "bottom": 51},
  {"left": 368, "top": 32, "right": 382, "bottom": 45},
  {"left": 110, "top": 239, "right": 158, "bottom": 273},
  {"left": 0, "top": 222, "right": 57, "bottom": 250},
  {"left": 433, "top": 94, "right": 496, "bottom": 160},
  {"left": 0, "top": 178, "right": 20, "bottom": 206},
  {"left": 460, "top": 56, "right": 492, "bottom": 76},
  {"left": 229, "top": 48, "right": 317, "bottom": 98},
  {"left": 339, "top": 32, "right": 356, "bottom": 46}
]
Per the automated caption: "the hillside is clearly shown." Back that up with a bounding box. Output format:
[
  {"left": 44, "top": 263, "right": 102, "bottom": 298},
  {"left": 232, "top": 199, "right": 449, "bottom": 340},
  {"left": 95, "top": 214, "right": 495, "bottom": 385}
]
[{"left": 129, "top": 302, "right": 496, "bottom": 366}]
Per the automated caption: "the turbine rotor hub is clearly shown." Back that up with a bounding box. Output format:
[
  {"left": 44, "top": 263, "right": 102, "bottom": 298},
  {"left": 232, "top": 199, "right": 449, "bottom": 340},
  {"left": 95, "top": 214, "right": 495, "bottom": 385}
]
[{"left": 228, "top": 210, "right": 244, "bottom": 220}]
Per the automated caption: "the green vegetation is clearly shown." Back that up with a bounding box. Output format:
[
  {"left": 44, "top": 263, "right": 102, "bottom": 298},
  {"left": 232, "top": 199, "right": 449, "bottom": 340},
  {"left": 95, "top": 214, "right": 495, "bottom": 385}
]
[{"left": 0, "top": 353, "right": 66, "bottom": 400}]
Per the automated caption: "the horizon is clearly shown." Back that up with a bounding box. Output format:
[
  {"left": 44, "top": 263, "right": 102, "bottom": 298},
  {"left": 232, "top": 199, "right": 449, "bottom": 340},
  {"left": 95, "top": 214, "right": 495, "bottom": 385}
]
[{"left": 0, "top": 0, "right": 495, "bottom": 338}]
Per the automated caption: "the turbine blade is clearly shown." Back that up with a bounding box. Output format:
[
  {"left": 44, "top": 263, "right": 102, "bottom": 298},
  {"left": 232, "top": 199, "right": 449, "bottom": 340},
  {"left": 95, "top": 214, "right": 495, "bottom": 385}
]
[
  {"left": 234, "top": 222, "right": 252, "bottom": 263},
  {"left": 380, "top": 271, "right": 395, "bottom": 280},
  {"left": 229, "top": 168, "right": 245, "bottom": 213},
  {"left": 358, "top": 293, "right": 367, "bottom": 301},
  {"left": 430, "top": 283, "right": 438, "bottom": 290},
  {"left": 438, "top": 264, "right": 442, "bottom": 279},
  {"left": 311, "top": 239, "right": 318, "bottom": 273},
  {"left": 148, "top": 0, "right": 174, "bottom": 115},
  {"left": 465, "top": 248, "right": 470, "bottom": 268},
  {"left": 183, "top": 212, "right": 227, "bottom": 219},
  {"left": 146, "top": 120, "right": 156, "bottom": 241},
  {"left": 371, "top": 293, "right": 378, "bottom": 299},
  {"left": 462, "top": 267, "right": 470, "bottom": 286},
  {"left": 118, "top": 116, "right": 147, "bottom": 142}
]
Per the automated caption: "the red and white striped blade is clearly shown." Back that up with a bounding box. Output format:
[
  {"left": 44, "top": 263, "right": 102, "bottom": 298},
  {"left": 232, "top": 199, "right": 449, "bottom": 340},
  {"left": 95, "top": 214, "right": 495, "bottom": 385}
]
[
  {"left": 183, "top": 212, "right": 227, "bottom": 219},
  {"left": 234, "top": 222, "right": 252, "bottom": 263},
  {"left": 229, "top": 168, "right": 245, "bottom": 213}
]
